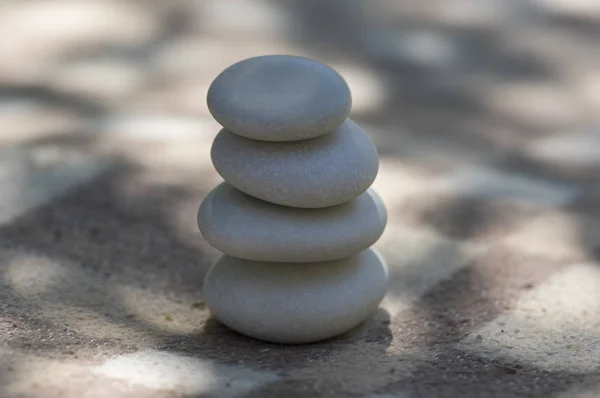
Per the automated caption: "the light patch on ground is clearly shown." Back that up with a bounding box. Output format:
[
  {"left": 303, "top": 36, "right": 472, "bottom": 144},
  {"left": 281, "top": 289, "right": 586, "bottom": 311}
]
[
  {"left": 0, "top": 250, "right": 151, "bottom": 343},
  {"left": 151, "top": 35, "right": 303, "bottom": 83},
  {"left": 49, "top": 59, "right": 147, "bottom": 102},
  {"left": 94, "top": 114, "right": 219, "bottom": 142},
  {"left": 0, "top": 146, "right": 111, "bottom": 225},
  {"left": 330, "top": 63, "right": 389, "bottom": 114},
  {"left": 499, "top": 210, "right": 600, "bottom": 259},
  {"left": 371, "top": 158, "right": 442, "bottom": 206},
  {"left": 94, "top": 114, "right": 220, "bottom": 170},
  {"left": 365, "top": 28, "right": 464, "bottom": 70},
  {"left": 0, "top": 347, "right": 162, "bottom": 398},
  {"left": 438, "top": 165, "right": 579, "bottom": 207},
  {"left": 375, "top": 224, "right": 484, "bottom": 315},
  {"left": 0, "top": 99, "right": 83, "bottom": 144},
  {"left": 572, "top": 72, "right": 600, "bottom": 113},
  {"left": 459, "top": 262, "right": 600, "bottom": 373},
  {"left": 368, "top": 121, "right": 502, "bottom": 168},
  {"left": 1, "top": 348, "right": 89, "bottom": 396},
  {"left": 0, "top": 0, "right": 156, "bottom": 50},
  {"left": 3, "top": 253, "right": 68, "bottom": 296},
  {"left": 0, "top": 0, "right": 157, "bottom": 81},
  {"left": 433, "top": 0, "right": 515, "bottom": 28},
  {"left": 527, "top": 128, "right": 600, "bottom": 166},
  {"left": 1, "top": 248, "right": 202, "bottom": 345},
  {"left": 112, "top": 284, "right": 209, "bottom": 335},
  {"left": 530, "top": 0, "right": 600, "bottom": 19},
  {"left": 93, "top": 349, "right": 279, "bottom": 397},
  {"left": 374, "top": 160, "right": 578, "bottom": 209},
  {"left": 481, "top": 82, "right": 583, "bottom": 129},
  {"left": 198, "top": 0, "right": 291, "bottom": 38}
]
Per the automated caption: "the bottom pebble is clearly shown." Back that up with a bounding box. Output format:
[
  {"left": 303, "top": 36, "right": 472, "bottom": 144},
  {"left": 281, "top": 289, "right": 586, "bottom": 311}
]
[{"left": 203, "top": 248, "right": 389, "bottom": 344}]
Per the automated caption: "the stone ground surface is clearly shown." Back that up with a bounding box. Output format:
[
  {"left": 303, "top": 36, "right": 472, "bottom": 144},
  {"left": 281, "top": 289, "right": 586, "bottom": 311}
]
[{"left": 1, "top": 0, "right": 600, "bottom": 397}]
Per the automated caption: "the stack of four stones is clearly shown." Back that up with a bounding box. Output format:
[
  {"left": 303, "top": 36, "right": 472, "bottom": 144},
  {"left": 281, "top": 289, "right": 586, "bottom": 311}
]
[{"left": 198, "top": 55, "right": 389, "bottom": 344}]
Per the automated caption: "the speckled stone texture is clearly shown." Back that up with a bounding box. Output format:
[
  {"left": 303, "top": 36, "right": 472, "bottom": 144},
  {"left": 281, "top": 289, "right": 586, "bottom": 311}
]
[
  {"left": 197, "top": 183, "right": 387, "bottom": 262},
  {"left": 210, "top": 119, "right": 379, "bottom": 208},
  {"left": 202, "top": 248, "right": 389, "bottom": 344},
  {"left": 199, "top": 54, "right": 388, "bottom": 344},
  {"left": 206, "top": 54, "right": 352, "bottom": 142}
]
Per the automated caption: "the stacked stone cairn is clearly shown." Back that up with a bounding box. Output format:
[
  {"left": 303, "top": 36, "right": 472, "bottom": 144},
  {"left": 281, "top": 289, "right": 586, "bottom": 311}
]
[{"left": 198, "top": 54, "right": 389, "bottom": 344}]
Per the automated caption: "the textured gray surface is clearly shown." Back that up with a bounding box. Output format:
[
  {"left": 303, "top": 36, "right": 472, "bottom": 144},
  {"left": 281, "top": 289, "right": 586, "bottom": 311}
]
[
  {"left": 211, "top": 119, "right": 379, "bottom": 208},
  {"left": 203, "top": 248, "right": 389, "bottom": 344},
  {"left": 197, "top": 183, "right": 387, "bottom": 262},
  {"left": 206, "top": 54, "right": 351, "bottom": 142}
]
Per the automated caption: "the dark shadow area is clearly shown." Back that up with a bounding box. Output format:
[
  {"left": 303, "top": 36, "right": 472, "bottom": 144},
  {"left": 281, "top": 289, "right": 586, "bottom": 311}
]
[{"left": 0, "top": 84, "right": 109, "bottom": 117}]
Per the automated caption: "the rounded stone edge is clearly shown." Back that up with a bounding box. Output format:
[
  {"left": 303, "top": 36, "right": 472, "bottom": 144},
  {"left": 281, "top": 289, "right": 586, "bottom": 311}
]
[
  {"left": 196, "top": 184, "right": 388, "bottom": 263},
  {"left": 209, "top": 119, "right": 380, "bottom": 209},
  {"left": 202, "top": 248, "right": 389, "bottom": 344},
  {"left": 206, "top": 54, "right": 353, "bottom": 142}
]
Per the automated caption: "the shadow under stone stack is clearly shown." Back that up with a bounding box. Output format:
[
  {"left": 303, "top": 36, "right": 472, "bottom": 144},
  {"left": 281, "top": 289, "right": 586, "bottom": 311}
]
[{"left": 198, "top": 54, "right": 389, "bottom": 344}]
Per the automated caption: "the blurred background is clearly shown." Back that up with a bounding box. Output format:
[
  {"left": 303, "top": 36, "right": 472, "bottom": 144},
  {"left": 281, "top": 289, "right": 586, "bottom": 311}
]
[
  {"left": 2, "top": 0, "right": 598, "bottom": 155},
  {"left": 2, "top": 1, "right": 600, "bottom": 397}
]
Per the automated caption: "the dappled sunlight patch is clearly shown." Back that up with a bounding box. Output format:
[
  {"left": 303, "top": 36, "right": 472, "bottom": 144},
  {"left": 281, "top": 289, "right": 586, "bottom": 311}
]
[
  {"left": 479, "top": 81, "right": 584, "bottom": 129},
  {"left": 499, "top": 210, "right": 600, "bottom": 260},
  {"left": 92, "top": 349, "right": 278, "bottom": 397},
  {"left": 3, "top": 253, "right": 68, "bottom": 296},
  {"left": 1, "top": 249, "right": 199, "bottom": 345},
  {"left": 0, "top": 99, "right": 83, "bottom": 144},
  {"left": 0, "top": 250, "right": 151, "bottom": 342},
  {"left": 364, "top": 0, "right": 516, "bottom": 29},
  {"left": 151, "top": 36, "right": 300, "bottom": 81},
  {"left": 526, "top": 127, "right": 600, "bottom": 167},
  {"left": 93, "top": 114, "right": 221, "bottom": 171},
  {"left": 364, "top": 27, "right": 465, "bottom": 70},
  {"left": 431, "top": 0, "right": 516, "bottom": 29},
  {"left": 0, "top": 145, "right": 112, "bottom": 225},
  {"left": 94, "top": 114, "right": 219, "bottom": 142},
  {"left": 0, "top": 347, "right": 89, "bottom": 396},
  {"left": 437, "top": 165, "right": 580, "bottom": 207},
  {"left": 572, "top": 72, "right": 600, "bottom": 113},
  {"left": 111, "top": 284, "right": 209, "bottom": 335},
  {"left": 372, "top": 158, "right": 437, "bottom": 200},
  {"left": 0, "top": 346, "right": 157, "bottom": 397},
  {"left": 198, "top": 0, "right": 292, "bottom": 39},
  {"left": 0, "top": 0, "right": 158, "bottom": 80},
  {"left": 529, "top": 0, "right": 600, "bottom": 19},
  {"left": 49, "top": 58, "right": 147, "bottom": 102},
  {"left": 328, "top": 63, "right": 389, "bottom": 115},
  {"left": 375, "top": 224, "right": 484, "bottom": 314},
  {"left": 368, "top": 122, "right": 504, "bottom": 168},
  {"left": 374, "top": 157, "right": 578, "bottom": 211},
  {"left": 459, "top": 262, "right": 600, "bottom": 373}
]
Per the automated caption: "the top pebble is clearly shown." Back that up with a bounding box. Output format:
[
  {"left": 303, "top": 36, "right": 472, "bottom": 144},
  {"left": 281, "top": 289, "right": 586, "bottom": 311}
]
[{"left": 207, "top": 54, "right": 352, "bottom": 142}]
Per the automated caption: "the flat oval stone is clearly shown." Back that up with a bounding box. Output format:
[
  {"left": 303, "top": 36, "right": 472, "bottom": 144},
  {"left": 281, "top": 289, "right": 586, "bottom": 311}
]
[
  {"left": 211, "top": 119, "right": 379, "bottom": 208},
  {"left": 206, "top": 54, "right": 352, "bottom": 142},
  {"left": 197, "top": 183, "right": 387, "bottom": 262},
  {"left": 203, "top": 248, "right": 389, "bottom": 344}
]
